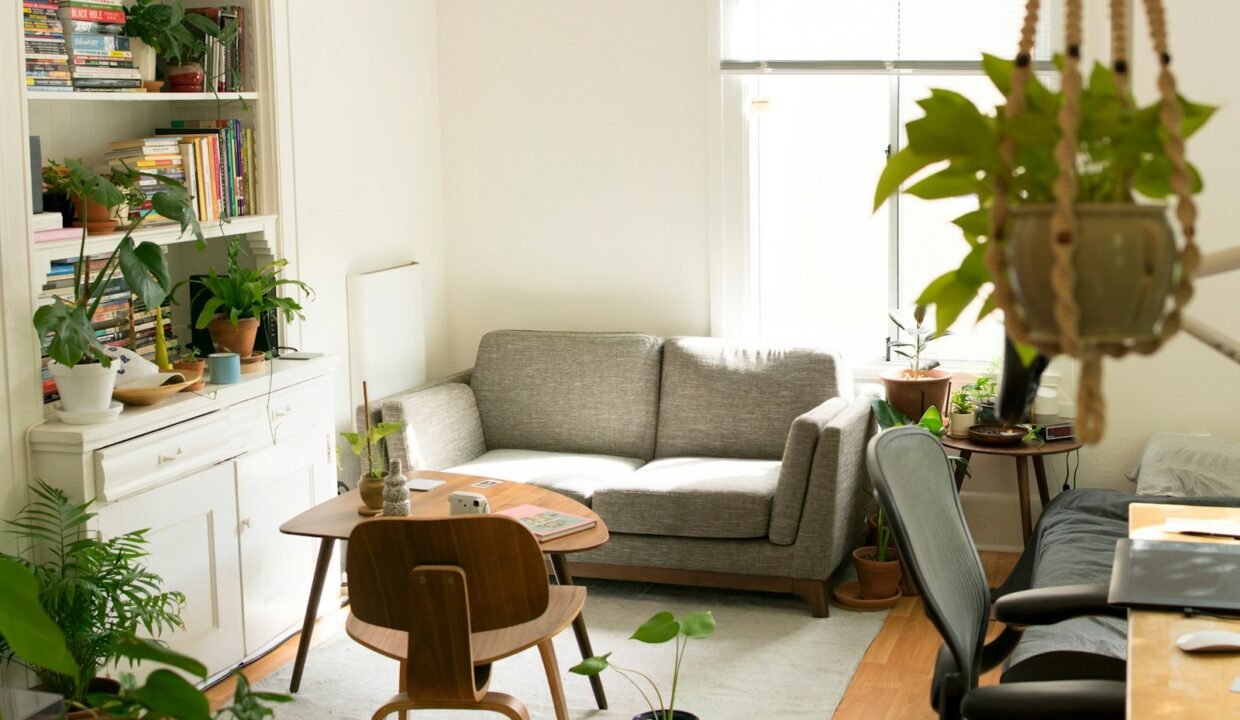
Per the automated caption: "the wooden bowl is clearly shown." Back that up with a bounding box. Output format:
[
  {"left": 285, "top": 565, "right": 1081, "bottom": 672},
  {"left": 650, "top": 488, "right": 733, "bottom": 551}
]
[
  {"left": 112, "top": 370, "right": 202, "bottom": 406},
  {"left": 967, "top": 423, "right": 1026, "bottom": 446}
]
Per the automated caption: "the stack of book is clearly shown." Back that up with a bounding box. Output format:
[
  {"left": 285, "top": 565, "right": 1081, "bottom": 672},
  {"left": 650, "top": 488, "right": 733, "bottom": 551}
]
[
  {"left": 24, "top": 1, "right": 72, "bottom": 93},
  {"left": 60, "top": 0, "right": 142, "bottom": 92},
  {"left": 39, "top": 253, "right": 132, "bottom": 405},
  {"left": 31, "top": 211, "right": 79, "bottom": 243},
  {"left": 131, "top": 295, "right": 178, "bottom": 363},
  {"left": 191, "top": 6, "right": 245, "bottom": 92},
  {"left": 107, "top": 136, "right": 187, "bottom": 223},
  {"left": 164, "top": 119, "right": 256, "bottom": 217}
]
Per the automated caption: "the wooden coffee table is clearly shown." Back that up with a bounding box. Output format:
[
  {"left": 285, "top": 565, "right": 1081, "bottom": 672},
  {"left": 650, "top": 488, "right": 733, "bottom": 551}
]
[
  {"left": 279, "top": 470, "right": 611, "bottom": 708},
  {"left": 940, "top": 434, "right": 1083, "bottom": 544}
]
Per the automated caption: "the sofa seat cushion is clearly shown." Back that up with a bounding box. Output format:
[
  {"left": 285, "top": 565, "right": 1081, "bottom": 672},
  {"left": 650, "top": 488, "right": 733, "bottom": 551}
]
[
  {"left": 444, "top": 449, "right": 644, "bottom": 506},
  {"left": 592, "top": 457, "right": 781, "bottom": 539}
]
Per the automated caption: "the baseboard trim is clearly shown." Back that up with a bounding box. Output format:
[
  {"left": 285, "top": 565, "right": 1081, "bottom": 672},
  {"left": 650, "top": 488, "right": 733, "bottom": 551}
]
[{"left": 565, "top": 561, "right": 830, "bottom": 617}]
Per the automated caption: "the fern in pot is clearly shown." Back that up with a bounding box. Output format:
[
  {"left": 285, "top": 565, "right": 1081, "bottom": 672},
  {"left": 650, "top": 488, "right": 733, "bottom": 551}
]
[{"left": 873, "top": 0, "right": 1214, "bottom": 442}]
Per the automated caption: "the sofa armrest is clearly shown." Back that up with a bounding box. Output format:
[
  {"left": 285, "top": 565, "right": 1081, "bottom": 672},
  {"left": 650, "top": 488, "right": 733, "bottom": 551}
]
[
  {"left": 353, "top": 369, "right": 481, "bottom": 471},
  {"left": 770, "top": 397, "right": 850, "bottom": 545},
  {"left": 783, "top": 394, "right": 877, "bottom": 578}
]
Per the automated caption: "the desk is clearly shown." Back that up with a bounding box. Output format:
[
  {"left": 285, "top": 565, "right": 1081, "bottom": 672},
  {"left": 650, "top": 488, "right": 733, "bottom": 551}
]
[
  {"left": 940, "top": 435, "right": 1082, "bottom": 543},
  {"left": 279, "top": 470, "right": 611, "bottom": 709},
  {"left": 1127, "top": 503, "right": 1240, "bottom": 719}
]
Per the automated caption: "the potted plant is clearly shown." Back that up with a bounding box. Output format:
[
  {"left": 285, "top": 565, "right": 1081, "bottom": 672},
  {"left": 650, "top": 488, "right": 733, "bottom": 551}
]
[
  {"left": 0, "top": 480, "right": 185, "bottom": 712},
  {"left": 882, "top": 306, "right": 952, "bottom": 422},
  {"left": 43, "top": 162, "right": 119, "bottom": 235},
  {"left": 571, "top": 610, "right": 715, "bottom": 720},
  {"left": 33, "top": 160, "right": 201, "bottom": 414},
  {"left": 948, "top": 388, "right": 975, "bottom": 438},
  {"left": 853, "top": 510, "right": 901, "bottom": 602},
  {"left": 341, "top": 419, "right": 404, "bottom": 516},
  {"left": 191, "top": 237, "right": 312, "bottom": 359},
  {"left": 873, "top": 48, "right": 1215, "bottom": 441},
  {"left": 172, "top": 347, "right": 206, "bottom": 391},
  {"left": 123, "top": 0, "right": 238, "bottom": 91},
  {"left": 965, "top": 375, "right": 998, "bottom": 424},
  {"left": 0, "top": 558, "right": 291, "bottom": 720}
]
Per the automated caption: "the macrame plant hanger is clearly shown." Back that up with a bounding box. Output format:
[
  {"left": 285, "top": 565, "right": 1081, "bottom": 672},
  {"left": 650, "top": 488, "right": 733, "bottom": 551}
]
[{"left": 985, "top": 0, "right": 1200, "bottom": 444}]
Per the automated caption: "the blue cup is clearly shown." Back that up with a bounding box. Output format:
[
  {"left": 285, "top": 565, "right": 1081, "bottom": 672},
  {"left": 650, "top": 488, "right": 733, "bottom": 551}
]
[{"left": 208, "top": 352, "right": 241, "bottom": 384}]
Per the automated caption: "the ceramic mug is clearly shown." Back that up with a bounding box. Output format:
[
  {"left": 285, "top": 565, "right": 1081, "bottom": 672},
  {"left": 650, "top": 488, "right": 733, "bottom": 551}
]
[{"left": 208, "top": 352, "right": 241, "bottom": 384}]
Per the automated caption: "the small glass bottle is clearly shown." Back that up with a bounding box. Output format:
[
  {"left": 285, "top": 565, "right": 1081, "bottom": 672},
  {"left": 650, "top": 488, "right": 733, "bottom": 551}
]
[{"left": 382, "top": 459, "right": 410, "bottom": 516}]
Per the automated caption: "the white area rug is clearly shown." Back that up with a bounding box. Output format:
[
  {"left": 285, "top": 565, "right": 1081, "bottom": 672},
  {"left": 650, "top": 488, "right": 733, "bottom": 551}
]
[{"left": 259, "top": 579, "right": 886, "bottom": 720}]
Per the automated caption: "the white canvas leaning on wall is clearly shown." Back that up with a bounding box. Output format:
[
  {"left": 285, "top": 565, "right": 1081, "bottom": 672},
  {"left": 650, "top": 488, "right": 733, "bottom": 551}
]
[{"left": 346, "top": 263, "right": 427, "bottom": 417}]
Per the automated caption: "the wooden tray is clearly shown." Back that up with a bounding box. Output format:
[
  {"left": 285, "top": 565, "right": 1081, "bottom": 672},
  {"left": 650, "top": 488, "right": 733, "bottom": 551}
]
[
  {"left": 112, "top": 370, "right": 202, "bottom": 406},
  {"left": 967, "top": 423, "right": 1026, "bottom": 446}
]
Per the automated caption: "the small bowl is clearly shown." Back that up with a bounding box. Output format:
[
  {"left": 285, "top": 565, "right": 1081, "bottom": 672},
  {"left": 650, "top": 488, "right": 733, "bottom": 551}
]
[
  {"left": 143, "top": 80, "right": 164, "bottom": 93},
  {"left": 967, "top": 423, "right": 1026, "bottom": 446}
]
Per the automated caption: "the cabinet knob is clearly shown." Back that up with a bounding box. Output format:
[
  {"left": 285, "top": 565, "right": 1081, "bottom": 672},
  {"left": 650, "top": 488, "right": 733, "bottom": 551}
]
[
  {"left": 271, "top": 408, "right": 292, "bottom": 420},
  {"left": 158, "top": 448, "right": 184, "bottom": 464}
]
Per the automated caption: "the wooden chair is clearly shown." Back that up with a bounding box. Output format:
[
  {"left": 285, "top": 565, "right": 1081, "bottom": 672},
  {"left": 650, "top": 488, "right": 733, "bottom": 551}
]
[{"left": 346, "top": 515, "right": 586, "bottom": 720}]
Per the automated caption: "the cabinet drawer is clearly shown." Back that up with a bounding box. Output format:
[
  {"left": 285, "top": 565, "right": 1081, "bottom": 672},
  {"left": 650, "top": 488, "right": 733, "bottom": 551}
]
[
  {"left": 95, "top": 412, "right": 234, "bottom": 502},
  {"left": 261, "top": 376, "right": 332, "bottom": 440}
]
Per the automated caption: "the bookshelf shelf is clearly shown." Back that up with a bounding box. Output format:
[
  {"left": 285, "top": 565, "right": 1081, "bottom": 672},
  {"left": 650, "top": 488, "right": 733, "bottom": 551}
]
[
  {"left": 26, "top": 91, "right": 259, "bottom": 103},
  {"left": 32, "top": 214, "right": 277, "bottom": 259}
]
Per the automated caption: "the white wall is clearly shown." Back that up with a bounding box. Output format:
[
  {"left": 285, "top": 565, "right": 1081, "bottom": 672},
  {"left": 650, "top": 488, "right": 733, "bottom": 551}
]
[
  {"left": 287, "top": 0, "right": 449, "bottom": 432},
  {"left": 437, "top": 0, "right": 713, "bottom": 369}
]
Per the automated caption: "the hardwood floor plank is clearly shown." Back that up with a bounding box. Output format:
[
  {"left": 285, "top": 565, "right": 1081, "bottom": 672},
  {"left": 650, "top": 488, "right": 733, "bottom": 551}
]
[{"left": 834, "top": 551, "right": 1019, "bottom": 720}]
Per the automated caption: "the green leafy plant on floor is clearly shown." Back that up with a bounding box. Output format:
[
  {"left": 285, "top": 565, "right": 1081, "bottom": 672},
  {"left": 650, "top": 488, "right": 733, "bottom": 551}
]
[
  {"left": 341, "top": 421, "right": 404, "bottom": 479},
  {"left": 872, "top": 398, "right": 971, "bottom": 484},
  {"left": 35, "top": 159, "right": 202, "bottom": 368},
  {"left": 191, "top": 237, "right": 313, "bottom": 330},
  {"left": 571, "top": 611, "right": 716, "bottom": 720},
  {"left": 873, "top": 54, "right": 1216, "bottom": 339},
  {"left": 0, "top": 480, "right": 186, "bottom": 702}
]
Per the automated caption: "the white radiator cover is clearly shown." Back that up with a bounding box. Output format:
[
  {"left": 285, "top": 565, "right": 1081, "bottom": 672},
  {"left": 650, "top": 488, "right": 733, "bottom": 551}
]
[{"left": 346, "top": 262, "right": 427, "bottom": 415}]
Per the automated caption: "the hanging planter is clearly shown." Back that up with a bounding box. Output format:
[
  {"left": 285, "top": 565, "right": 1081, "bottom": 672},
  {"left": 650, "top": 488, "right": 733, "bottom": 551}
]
[{"left": 873, "top": 0, "right": 1214, "bottom": 443}]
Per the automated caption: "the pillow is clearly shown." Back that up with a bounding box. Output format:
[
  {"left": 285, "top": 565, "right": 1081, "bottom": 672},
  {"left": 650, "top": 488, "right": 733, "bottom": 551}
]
[{"left": 1129, "top": 432, "right": 1240, "bottom": 497}]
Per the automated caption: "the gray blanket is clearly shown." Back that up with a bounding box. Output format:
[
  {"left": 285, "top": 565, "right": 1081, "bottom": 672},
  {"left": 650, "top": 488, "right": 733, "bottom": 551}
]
[{"left": 997, "top": 489, "right": 1240, "bottom": 670}]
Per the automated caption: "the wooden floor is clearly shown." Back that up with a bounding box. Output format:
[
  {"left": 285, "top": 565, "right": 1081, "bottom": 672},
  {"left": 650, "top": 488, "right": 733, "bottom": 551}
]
[
  {"left": 834, "top": 551, "right": 1019, "bottom": 720},
  {"left": 208, "top": 554, "right": 1019, "bottom": 717}
]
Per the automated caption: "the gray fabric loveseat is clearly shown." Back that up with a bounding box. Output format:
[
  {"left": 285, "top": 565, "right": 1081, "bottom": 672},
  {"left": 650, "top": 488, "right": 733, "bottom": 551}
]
[{"left": 361, "top": 330, "right": 875, "bottom": 616}]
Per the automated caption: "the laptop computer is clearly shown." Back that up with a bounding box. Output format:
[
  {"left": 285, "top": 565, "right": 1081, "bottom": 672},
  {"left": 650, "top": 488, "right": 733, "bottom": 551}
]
[{"left": 1109, "top": 538, "right": 1240, "bottom": 613}]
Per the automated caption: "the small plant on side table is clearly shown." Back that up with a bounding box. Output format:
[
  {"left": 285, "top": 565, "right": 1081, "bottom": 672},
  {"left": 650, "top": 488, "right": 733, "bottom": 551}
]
[
  {"left": 948, "top": 389, "right": 976, "bottom": 438},
  {"left": 570, "top": 611, "right": 716, "bottom": 720}
]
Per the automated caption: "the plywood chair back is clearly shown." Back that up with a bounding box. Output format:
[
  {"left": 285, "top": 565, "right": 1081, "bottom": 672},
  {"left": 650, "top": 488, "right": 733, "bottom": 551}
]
[{"left": 347, "top": 515, "right": 550, "bottom": 702}]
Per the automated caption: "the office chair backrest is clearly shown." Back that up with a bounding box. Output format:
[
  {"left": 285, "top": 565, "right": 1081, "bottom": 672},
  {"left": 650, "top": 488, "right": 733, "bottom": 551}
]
[
  {"left": 867, "top": 427, "right": 991, "bottom": 697},
  {"left": 348, "top": 515, "right": 550, "bottom": 634}
]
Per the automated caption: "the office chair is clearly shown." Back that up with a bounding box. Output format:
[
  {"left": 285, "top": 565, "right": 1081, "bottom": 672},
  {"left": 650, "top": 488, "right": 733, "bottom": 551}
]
[
  {"left": 346, "top": 515, "right": 586, "bottom": 720},
  {"left": 866, "top": 426, "right": 1127, "bottom": 720}
]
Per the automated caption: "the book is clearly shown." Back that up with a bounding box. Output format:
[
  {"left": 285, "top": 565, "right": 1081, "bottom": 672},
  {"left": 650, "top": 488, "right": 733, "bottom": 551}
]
[
  {"left": 31, "top": 212, "right": 64, "bottom": 232},
  {"left": 495, "top": 504, "right": 597, "bottom": 542},
  {"left": 34, "top": 227, "right": 83, "bottom": 243},
  {"left": 59, "top": 5, "right": 125, "bottom": 24}
]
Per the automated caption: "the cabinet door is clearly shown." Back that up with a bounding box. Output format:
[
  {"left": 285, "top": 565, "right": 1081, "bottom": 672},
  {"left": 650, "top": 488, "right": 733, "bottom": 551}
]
[
  {"left": 235, "top": 424, "right": 337, "bottom": 656},
  {"left": 96, "top": 462, "right": 244, "bottom": 679}
]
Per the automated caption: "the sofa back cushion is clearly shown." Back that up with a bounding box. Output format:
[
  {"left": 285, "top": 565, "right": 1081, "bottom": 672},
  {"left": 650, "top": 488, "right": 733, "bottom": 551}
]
[
  {"left": 472, "top": 330, "right": 663, "bottom": 460},
  {"left": 655, "top": 337, "right": 844, "bottom": 460}
]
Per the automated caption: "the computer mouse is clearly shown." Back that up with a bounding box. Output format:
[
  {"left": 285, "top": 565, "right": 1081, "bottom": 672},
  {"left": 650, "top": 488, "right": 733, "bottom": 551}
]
[{"left": 1176, "top": 630, "right": 1240, "bottom": 653}]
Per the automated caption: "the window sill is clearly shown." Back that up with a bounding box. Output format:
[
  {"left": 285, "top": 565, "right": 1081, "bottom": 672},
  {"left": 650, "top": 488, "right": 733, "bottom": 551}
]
[{"left": 850, "top": 360, "right": 1062, "bottom": 387}]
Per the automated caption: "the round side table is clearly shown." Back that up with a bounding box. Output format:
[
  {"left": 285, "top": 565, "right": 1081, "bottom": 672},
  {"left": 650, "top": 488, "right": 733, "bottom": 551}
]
[{"left": 940, "top": 434, "right": 1083, "bottom": 544}]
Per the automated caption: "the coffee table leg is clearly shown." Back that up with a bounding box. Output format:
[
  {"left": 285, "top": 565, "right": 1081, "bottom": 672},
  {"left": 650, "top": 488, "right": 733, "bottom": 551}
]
[
  {"left": 953, "top": 449, "right": 973, "bottom": 492},
  {"left": 1015, "top": 457, "right": 1032, "bottom": 544},
  {"left": 549, "top": 553, "right": 607, "bottom": 710},
  {"left": 1032, "top": 455, "right": 1052, "bottom": 507},
  {"left": 290, "top": 538, "right": 336, "bottom": 693}
]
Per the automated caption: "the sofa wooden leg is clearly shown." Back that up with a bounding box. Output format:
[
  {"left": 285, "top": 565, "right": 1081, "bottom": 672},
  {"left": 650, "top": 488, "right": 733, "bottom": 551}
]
[{"left": 792, "top": 578, "right": 830, "bottom": 618}]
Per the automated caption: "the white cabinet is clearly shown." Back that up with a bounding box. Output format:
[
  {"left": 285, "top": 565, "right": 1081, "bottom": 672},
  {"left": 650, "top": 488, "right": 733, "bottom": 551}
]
[
  {"left": 96, "top": 462, "right": 245, "bottom": 678},
  {"left": 30, "top": 357, "right": 338, "bottom": 682},
  {"left": 236, "top": 423, "right": 335, "bottom": 655}
]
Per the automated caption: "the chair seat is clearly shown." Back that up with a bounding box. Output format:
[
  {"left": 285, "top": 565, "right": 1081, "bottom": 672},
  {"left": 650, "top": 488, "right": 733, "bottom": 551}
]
[{"left": 347, "top": 584, "right": 587, "bottom": 665}]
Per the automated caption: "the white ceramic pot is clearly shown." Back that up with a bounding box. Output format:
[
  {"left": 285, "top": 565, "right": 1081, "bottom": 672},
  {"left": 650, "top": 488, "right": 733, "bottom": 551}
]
[
  {"left": 131, "top": 37, "right": 157, "bottom": 82},
  {"left": 949, "top": 412, "right": 976, "bottom": 438},
  {"left": 49, "top": 360, "right": 118, "bottom": 413}
]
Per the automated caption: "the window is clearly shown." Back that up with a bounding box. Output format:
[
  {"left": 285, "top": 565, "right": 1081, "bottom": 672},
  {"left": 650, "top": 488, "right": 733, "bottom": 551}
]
[{"left": 719, "top": 0, "right": 1061, "bottom": 364}]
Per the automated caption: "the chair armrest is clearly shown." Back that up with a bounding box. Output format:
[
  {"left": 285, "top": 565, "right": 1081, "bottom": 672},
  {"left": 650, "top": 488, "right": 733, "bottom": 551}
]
[
  {"left": 961, "top": 679, "right": 1125, "bottom": 720},
  {"left": 994, "top": 584, "right": 1127, "bottom": 626},
  {"left": 777, "top": 395, "right": 877, "bottom": 580}
]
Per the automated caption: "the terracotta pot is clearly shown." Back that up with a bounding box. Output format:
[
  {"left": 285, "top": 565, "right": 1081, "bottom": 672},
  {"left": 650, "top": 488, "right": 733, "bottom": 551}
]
[
  {"left": 949, "top": 411, "right": 975, "bottom": 438},
  {"left": 863, "top": 515, "right": 918, "bottom": 597},
  {"left": 70, "top": 195, "right": 118, "bottom": 234},
  {"left": 358, "top": 474, "right": 385, "bottom": 515},
  {"left": 1007, "top": 204, "right": 1177, "bottom": 347},
  {"left": 879, "top": 368, "right": 951, "bottom": 423},
  {"left": 207, "top": 315, "right": 260, "bottom": 357},
  {"left": 173, "top": 359, "right": 207, "bottom": 391},
  {"left": 166, "top": 62, "right": 205, "bottom": 92},
  {"left": 853, "top": 546, "right": 902, "bottom": 600}
]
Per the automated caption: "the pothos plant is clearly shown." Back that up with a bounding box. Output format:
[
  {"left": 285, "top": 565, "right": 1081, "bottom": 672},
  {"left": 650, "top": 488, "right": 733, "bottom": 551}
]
[
  {"left": 34, "top": 159, "right": 202, "bottom": 368},
  {"left": 873, "top": 54, "right": 1216, "bottom": 342},
  {"left": 341, "top": 421, "right": 404, "bottom": 479}
]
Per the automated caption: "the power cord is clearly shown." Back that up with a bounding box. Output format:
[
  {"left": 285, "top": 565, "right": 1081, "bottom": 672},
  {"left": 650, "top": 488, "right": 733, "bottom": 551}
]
[{"left": 1183, "top": 607, "right": 1240, "bottom": 622}]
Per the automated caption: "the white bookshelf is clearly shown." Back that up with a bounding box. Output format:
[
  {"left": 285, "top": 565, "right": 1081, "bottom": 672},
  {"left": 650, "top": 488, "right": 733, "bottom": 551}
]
[{"left": 26, "top": 91, "right": 260, "bottom": 103}]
